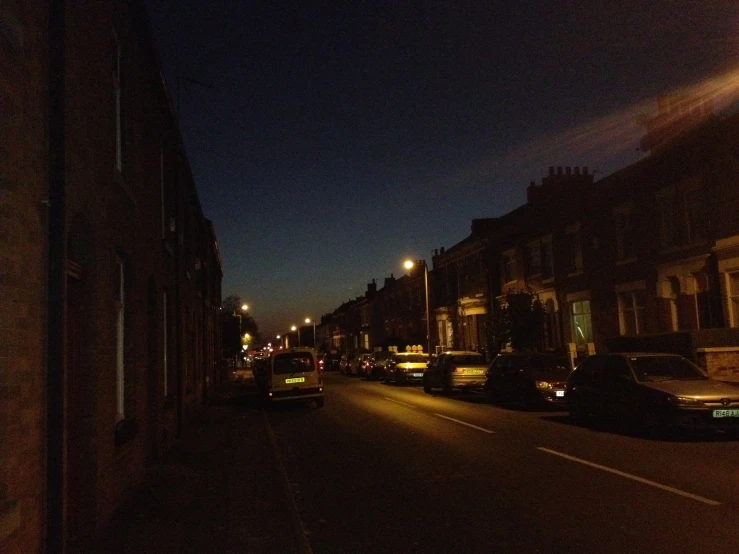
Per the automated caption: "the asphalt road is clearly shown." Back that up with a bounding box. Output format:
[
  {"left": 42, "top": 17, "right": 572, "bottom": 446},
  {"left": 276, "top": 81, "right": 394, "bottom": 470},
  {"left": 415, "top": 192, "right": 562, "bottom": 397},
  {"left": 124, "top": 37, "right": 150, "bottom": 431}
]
[{"left": 264, "top": 372, "right": 739, "bottom": 554}]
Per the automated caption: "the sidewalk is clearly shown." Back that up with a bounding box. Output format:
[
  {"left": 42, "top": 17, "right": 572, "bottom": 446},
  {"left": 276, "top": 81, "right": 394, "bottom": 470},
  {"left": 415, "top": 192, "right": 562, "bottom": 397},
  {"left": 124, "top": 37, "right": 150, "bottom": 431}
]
[{"left": 77, "top": 375, "right": 305, "bottom": 554}]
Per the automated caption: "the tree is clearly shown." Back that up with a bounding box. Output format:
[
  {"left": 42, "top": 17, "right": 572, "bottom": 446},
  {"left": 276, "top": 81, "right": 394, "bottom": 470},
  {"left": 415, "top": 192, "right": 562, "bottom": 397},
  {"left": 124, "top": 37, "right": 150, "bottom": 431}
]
[
  {"left": 491, "top": 290, "right": 546, "bottom": 352},
  {"left": 220, "top": 295, "right": 261, "bottom": 353}
]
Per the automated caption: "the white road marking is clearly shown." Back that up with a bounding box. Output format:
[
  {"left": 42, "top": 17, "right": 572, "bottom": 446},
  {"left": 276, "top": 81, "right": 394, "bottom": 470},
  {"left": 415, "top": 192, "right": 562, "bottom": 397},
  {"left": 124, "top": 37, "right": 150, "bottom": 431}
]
[
  {"left": 383, "top": 397, "right": 417, "bottom": 409},
  {"left": 434, "top": 413, "right": 495, "bottom": 434},
  {"left": 537, "top": 447, "right": 721, "bottom": 506}
]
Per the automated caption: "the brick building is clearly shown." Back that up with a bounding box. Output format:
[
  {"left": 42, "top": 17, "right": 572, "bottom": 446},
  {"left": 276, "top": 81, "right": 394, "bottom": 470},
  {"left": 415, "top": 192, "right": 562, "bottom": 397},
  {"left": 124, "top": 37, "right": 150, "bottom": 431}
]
[{"left": 0, "top": 2, "right": 222, "bottom": 552}]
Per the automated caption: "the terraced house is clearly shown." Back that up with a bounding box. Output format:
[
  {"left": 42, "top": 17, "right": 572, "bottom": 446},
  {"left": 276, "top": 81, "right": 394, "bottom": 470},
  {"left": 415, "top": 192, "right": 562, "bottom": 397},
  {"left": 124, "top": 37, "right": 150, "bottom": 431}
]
[{"left": 0, "top": 2, "right": 222, "bottom": 552}]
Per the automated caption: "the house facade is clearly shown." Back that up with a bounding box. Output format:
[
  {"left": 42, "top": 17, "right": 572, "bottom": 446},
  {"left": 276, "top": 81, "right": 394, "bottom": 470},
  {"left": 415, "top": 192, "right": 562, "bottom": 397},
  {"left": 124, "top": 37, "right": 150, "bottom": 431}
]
[{"left": 0, "top": 2, "right": 222, "bottom": 552}]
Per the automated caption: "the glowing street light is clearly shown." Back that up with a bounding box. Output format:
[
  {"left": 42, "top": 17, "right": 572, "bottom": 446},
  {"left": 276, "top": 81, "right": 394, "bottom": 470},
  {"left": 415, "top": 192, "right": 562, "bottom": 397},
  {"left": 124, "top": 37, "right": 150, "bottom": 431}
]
[
  {"left": 305, "top": 317, "right": 316, "bottom": 347},
  {"left": 241, "top": 304, "right": 249, "bottom": 312},
  {"left": 403, "top": 259, "right": 431, "bottom": 356},
  {"left": 291, "top": 325, "right": 301, "bottom": 346}
]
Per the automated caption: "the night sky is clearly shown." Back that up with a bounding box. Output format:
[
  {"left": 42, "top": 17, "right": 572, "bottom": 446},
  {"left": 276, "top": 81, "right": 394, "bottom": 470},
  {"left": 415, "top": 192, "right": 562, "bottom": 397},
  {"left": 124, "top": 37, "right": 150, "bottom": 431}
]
[{"left": 144, "top": 0, "right": 739, "bottom": 339}]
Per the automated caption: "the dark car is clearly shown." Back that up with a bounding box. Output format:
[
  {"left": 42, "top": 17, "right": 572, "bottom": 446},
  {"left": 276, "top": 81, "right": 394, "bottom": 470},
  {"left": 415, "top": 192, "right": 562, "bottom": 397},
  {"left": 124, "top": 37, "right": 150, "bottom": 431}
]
[
  {"left": 566, "top": 352, "right": 739, "bottom": 435},
  {"left": 368, "top": 351, "right": 391, "bottom": 380},
  {"left": 484, "top": 352, "right": 571, "bottom": 409}
]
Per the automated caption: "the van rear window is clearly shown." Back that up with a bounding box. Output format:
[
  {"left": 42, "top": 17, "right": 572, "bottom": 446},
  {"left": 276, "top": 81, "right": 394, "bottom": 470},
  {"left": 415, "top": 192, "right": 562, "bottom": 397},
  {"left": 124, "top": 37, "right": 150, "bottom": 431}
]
[{"left": 273, "top": 353, "right": 315, "bottom": 374}]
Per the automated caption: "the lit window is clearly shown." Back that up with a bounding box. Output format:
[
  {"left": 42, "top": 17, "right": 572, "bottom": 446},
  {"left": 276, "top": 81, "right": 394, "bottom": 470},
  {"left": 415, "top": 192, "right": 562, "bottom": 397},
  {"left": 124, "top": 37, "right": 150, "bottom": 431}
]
[{"left": 570, "top": 299, "right": 592, "bottom": 347}]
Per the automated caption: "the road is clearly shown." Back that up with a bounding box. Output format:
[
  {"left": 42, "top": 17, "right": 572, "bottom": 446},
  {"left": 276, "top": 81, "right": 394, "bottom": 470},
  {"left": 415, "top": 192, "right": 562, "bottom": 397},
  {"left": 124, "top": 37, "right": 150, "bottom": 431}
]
[{"left": 265, "top": 372, "right": 739, "bottom": 554}]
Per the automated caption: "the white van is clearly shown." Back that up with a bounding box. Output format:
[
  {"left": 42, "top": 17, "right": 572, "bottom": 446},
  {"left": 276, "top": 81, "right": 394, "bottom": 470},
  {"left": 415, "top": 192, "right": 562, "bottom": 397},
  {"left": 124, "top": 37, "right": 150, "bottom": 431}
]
[{"left": 258, "top": 347, "right": 324, "bottom": 407}]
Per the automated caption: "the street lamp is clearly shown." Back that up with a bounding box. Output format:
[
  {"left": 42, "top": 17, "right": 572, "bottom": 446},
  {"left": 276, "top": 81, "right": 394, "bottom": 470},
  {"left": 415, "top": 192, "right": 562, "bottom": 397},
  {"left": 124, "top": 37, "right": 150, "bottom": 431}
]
[
  {"left": 404, "top": 259, "right": 431, "bottom": 356},
  {"left": 291, "top": 325, "right": 301, "bottom": 346},
  {"left": 241, "top": 304, "right": 249, "bottom": 312},
  {"left": 305, "top": 317, "right": 316, "bottom": 348}
]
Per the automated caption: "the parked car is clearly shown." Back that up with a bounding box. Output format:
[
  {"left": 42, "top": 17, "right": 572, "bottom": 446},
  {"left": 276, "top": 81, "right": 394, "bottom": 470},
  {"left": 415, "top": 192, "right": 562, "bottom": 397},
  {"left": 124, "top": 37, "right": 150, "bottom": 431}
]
[
  {"left": 356, "top": 353, "right": 374, "bottom": 379},
  {"left": 339, "top": 354, "right": 351, "bottom": 375},
  {"left": 323, "top": 353, "right": 341, "bottom": 372},
  {"left": 566, "top": 352, "right": 739, "bottom": 435},
  {"left": 384, "top": 352, "right": 429, "bottom": 385},
  {"left": 423, "top": 351, "right": 488, "bottom": 393},
  {"left": 368, "top": 351, "right": 391, "bottom": 380},
  {"left": 484, "top": 352, "right": 571, "bottom": 409},
  {"left": 346, "top": 353, "right": 362, "bottom": 376}
]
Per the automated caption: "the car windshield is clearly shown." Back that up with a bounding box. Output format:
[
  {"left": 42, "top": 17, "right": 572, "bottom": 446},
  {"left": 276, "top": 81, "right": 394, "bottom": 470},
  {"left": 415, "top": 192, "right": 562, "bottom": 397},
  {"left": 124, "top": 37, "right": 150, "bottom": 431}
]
[
  {"left": 451, "top": 355, "right": 485, "bottom": 365},
  {"left": 630, "top": 356, "right": 707, "bottom": 381},
  {"left": 273, "top": 352, "right": 315, "bottom": 375},
  {"left": 397, "top": 355, "right": 428, "bottom": 363}
]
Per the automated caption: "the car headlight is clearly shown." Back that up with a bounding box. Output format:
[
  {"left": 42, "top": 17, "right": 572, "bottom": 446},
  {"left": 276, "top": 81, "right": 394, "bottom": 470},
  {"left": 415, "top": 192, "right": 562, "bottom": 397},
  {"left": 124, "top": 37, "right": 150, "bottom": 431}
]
[
  {"left": 666, "top": 396, "right": 704, "bottom": 407},
  {"left": 536, "top": 381, "right": 552, "bottom": 389}
]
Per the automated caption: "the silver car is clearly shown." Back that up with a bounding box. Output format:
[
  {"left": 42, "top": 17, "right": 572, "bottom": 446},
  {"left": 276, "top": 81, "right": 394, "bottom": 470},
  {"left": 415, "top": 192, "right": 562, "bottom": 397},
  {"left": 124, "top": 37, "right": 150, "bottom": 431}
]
[{"left": 423, "top": 351, "right": 488, "bottom": 393}]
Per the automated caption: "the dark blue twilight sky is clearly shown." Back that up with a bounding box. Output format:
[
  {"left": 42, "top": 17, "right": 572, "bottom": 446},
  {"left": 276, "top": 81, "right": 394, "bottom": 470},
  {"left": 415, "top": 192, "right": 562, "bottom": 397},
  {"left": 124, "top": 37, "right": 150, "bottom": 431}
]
[{"left": 144, "top": 0, "right": 739, "bottom": 339}]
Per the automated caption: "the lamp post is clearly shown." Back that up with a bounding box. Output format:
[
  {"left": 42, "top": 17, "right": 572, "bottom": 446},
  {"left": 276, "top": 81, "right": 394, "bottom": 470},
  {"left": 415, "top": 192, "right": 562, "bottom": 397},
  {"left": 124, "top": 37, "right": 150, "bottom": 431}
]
[
  {"left": 305, "top": 318, "right": 316, "bottom": 348},
  {"left": 291, "top": 325, "right": 301, "bottom": 346},
  {"left": 404, "top": 259, "right": 431, "bottom": 356},
  {"left": 276, "top": 335, "right": 281, "bottom": 349}
]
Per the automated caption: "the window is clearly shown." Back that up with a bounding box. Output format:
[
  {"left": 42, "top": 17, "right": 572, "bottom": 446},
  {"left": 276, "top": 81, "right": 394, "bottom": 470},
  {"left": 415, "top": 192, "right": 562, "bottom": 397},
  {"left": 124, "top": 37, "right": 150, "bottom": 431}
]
[
  {"left": 116, "top": 256, "right": 126, "bottom": 420},
  {"left": 565, "top": 226, "right": 583, "bottom": 275},
  {"left": 618, "top": 290, "right": 645, "bottom": 335},
  {"left": 570, "top": 299, "right": 592, "bottom": 347},
  {"left": 657, "top": 188, "right": 677, "bottom": 248},
  {"left": 113, "top": 28, "right": 122, "bottom": 172},
  {"left": 160, "top": 148, "right": 165, "bottom": 239},
  {"left": 503, "top": 249, "right": 518, "bottom": 282},
  {"left": 730, "top": 272, "right": 739, "bottom": 328},
  {"left": 163, "top": 291, "right": 169, "bottom": 397},
  {"left": 541, "top": 236, "right": 554, "bottom": 280},
  {"left": 684, "top": 187, "right": 705, "bottom": 244},
  {"left": 613, "top": 204, "right": 635, "bottom": 261},
  {"left": 525, "top": 240, "right": 542, "bottom": 277}
]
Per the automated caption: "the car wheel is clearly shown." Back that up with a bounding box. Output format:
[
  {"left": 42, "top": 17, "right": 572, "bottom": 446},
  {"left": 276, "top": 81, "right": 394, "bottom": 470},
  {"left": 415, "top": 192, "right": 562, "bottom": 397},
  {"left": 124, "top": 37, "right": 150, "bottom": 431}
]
[{"left": 423, "top": 377, "right": 432, "bottom": 394}]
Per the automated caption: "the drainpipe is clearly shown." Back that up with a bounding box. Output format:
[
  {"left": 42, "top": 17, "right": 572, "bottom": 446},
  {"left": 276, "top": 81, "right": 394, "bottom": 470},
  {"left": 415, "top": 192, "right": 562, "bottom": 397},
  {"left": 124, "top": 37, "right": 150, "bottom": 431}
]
[{"left": 47, "top": 1, "right": 66, "bottom": 552}]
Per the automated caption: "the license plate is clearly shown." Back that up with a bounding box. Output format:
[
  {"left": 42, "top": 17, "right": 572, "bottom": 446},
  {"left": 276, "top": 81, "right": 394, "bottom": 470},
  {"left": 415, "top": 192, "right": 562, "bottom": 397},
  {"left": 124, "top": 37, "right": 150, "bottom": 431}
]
[
  {"left": 465, "top": 369, "right": 484, "bottom": 375},
  {"left": 285, "top": 377, "right": 305, "bottom": 384},
  {"left": 555, "top": 390, "right": 565, "bottom": 397},
  {"left": 413, "top": 373, "right": 423, "bottom": 377},
  {"left": 713, "top": 409, "right": 739, "bottom": 418}
]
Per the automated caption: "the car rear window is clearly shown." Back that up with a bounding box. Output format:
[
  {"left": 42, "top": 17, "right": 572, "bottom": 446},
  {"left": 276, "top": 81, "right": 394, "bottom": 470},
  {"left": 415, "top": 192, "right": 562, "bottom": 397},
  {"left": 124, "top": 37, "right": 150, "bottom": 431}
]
[
  {"left": 396, "top": 354, "right": 428, "bottom": 363},
  {"left": 273, "top": 352, "right": 315, "bottom": 374},
  {"left": 451, "top": 355, "right": 486, "bottom": 365}
]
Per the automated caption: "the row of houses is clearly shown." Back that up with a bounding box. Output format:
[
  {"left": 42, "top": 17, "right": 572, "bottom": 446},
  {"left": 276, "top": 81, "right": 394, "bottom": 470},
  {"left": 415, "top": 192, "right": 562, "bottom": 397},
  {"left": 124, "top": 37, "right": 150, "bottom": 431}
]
[
  {"left": 313, "top": 98, "right": 739, "bottom": 379},
  {"left": 1, "top": 2, "right": 222, "bottom": 552}
]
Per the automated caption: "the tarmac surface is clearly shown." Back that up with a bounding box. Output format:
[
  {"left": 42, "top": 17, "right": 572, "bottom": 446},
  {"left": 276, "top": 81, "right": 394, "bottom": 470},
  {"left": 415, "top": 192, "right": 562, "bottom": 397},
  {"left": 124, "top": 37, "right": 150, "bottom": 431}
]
[{"left": 77, "top": 370, "right": 307, "bottom": 554}]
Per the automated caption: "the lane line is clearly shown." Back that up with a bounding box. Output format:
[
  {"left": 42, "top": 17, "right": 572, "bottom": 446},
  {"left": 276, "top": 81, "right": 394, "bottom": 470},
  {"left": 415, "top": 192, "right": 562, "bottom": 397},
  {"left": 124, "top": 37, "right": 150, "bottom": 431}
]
[
  {"left": 537, "top": 447, "right": 721, "bottom": 506},
  {"left": 434, "top": 413, "right": 495, "bottom": 434},
  {"left": 383, "top": 397, "right": 417, "bottom": 409}
]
